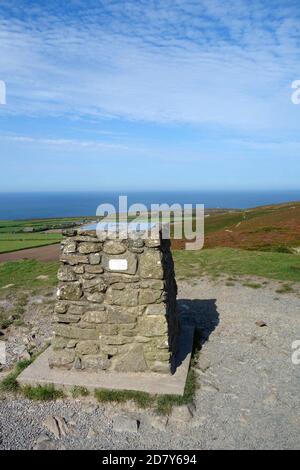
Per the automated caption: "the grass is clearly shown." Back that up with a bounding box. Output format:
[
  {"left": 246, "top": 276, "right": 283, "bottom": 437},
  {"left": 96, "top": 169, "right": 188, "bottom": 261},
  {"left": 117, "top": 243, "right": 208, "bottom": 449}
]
[
  {"left": 95, "top": 388, "right": 155, "bottom": 409},
  {"left": 7, "top": 248, "right": 289, "bottom": 295},
  {"left": 0, "top": 232, "right": 61, "bottom": 253},
  {"left": 253, "top": 244, "right": 295, "bottom": 254},
  {"left": 155, "top": 368, "right": 196, "bottom": 415},
  {"left": 0, "top": 347, "right": 62, "bottom": 401},
  {"left": 71, "top": 386, "right": 90, "bottom": 398},
  {"left": 0, "top": 359, "right": 33, "bottom": 392},
  {"left": 0, "top": 206, "right": 299, "bottom": 408},
  {"left": 0, "top": 356, "right": 65, "bottom": 400},
  {"left": 243, "top": 282, "right": 262, "bottom": 289},
  {"left": 0, "top": 317, "right": 13, "bottom": 329},
  {"left": 0, "top": 215, "right": 96, "bottom": 252},
  {"left": 201, "top": 202, "right": 300, "bottom": 251},
  {"left": 0, "top": 234, "right": 61, "bottom": 241},
  {"left": 0, "top": 217, "right": 94, "bottom": 234},
  {"left": 0, "top": 292, "right": 29, "bottom": 329},
  {"left": 22, "top": 384, "right": 65, "bottom": 401},
  {"left": 276, "top": 284, "right": 295, "bottom": 294},
  {"left": 0, "top": 260, "right": 59, "bottom": 289},
  {"left": 173, "top": 247, "right": 300, "bottom": 282},
  {"left": 95, "top": 331, "right": 201, "bottom": 415},
  {"left": 203, "top": 205, "right": 296, "bottom": 235},
  {"left": 1, "top": 355, "right": 195, "bottom": 411},
  {"left": 0, "top": 260, "right": 56, "bottom": 349},
  {"left": 14, "top": 319, "right": 26, "bottom": 327},
  {"left": 95, "top": 368, "right": 197, "bottom": 415},
  {"left": 204, "top": 211, "right": 248, "bottom": 233},
  {"left": 154, "top": 329, "right": 201, "bottom": 415},
  {"left": 0, "top": 238, "right": 61, "bottom": 254},
  {"left": 2, "top": 360, "right": 196, "bottom": 410}
]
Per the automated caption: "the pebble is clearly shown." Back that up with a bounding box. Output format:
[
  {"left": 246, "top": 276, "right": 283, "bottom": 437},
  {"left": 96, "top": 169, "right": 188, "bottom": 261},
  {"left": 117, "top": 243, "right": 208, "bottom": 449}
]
[
  {"left": 196, "top": 357, "right": 211, "bottom": 372},
  {"left": 0, "top": 278, "right": 300, "bottom": 450},
  {"left": 87, "top": 427, "right": 97, "bottom": 439},
  {"left": 169, "top": 405, "right": 194, "bottom": 423},
  {"left": 43, "top": 416, "right": 69, "bottom": 439},
  {"left": 256, "top": 320, "right": 267, "bottom": 327},
  {"left": 148, "top": 415, "right": 169, "bottom": 432},
  {"left": 35, "top": 432, "right": 50, "bottom": 444},
  {"left": 82, "top": 404, "right": 98, "bottom": 414},
  {"left": 113, "top": 414, "right": 139, "bottom": 433},
  {"left": 33, "top": 439, "right": 57, "bottom": 450}
]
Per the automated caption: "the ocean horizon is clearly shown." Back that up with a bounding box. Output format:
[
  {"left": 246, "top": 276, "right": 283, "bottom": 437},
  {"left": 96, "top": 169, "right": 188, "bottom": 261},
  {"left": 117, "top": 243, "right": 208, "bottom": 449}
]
[{"left": 0, "top": 190, "right": 300, "bottom": 220}]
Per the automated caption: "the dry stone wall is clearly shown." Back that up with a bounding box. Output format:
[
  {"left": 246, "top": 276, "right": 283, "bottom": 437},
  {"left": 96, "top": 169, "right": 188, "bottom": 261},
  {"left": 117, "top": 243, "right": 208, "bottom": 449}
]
[{"left": 49, "top": 228, "right": 179, "bottom": 374}]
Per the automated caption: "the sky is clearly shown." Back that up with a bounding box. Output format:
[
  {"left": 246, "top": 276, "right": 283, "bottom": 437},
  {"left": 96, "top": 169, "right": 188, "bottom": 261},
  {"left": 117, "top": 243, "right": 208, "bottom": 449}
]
[{"left": 0, "top": 0, "right": 300, "bottom": 192}]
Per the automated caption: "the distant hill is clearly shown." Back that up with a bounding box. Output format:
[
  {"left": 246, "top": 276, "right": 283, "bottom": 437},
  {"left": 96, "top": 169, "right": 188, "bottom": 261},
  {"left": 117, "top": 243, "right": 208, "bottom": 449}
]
[{"left": 172, "top": 201, "right": 300, "bottom": 252}]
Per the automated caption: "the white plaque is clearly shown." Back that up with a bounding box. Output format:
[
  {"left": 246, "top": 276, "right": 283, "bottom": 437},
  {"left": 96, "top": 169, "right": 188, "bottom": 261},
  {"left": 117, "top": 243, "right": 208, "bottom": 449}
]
[{"left": 109, "top": 259, "right": 128, "bottom": 271}]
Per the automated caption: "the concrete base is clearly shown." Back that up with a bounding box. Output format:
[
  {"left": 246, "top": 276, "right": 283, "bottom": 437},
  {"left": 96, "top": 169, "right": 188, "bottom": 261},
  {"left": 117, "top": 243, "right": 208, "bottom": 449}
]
[{"left": 18, "top": 325, "right": 195, "bottom": 396}]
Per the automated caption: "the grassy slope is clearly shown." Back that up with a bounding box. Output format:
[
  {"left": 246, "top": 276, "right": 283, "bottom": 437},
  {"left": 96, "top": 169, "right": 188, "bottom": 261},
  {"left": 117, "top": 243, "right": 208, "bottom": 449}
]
[
  {"left": 195, "top": 203, "right": 300, "bottom": 281},
  {"left": 0, "top": 260, "right": 59, "bottom": 289},
  {"left": 0, "top": 247, "right": 299, "bottom": 291},
  {"left": 0, "top": 219, "right": 79, "bottom": 253},
  {"left": 173, "top": 247, "right": 300, "bottom": 282},
  {"left": 0, "top": 217, "right": 93, "bottom": 233},
  {"left": 1, "top": 201, "right": 300, "bottom": 253},
  {"left": 0, "top": 202, "right": 299, "bottom": 285},
  {"left": 204, "top": 202, "right": 300, "bottom": 250},
  {"left": 0, "top": 233, "right": 62, "bottom": 253},
  {"left": 0, "top": 217, "right": 92, "bottom": 252}
]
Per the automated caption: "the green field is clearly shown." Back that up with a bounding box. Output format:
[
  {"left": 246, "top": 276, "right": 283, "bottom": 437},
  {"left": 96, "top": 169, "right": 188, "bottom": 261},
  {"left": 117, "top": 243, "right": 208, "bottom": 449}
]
[
  {"left": 0, "top": 233, "right": 62, "bottom": 253},
  {"left": 0, "top": 217, "right": 93, "bottom": 234},
  {"left": 0, "top": 217, "right": 88, "bottom": 253},
  {"left": 1, "top": 201, "right": 300, "bottom": 254},
  {"left": 0, "top": 247, "right": 299, "bottom": 292},
  {"left": 0, "top": 259, "right": 59, "bottom": 290},
  {"left": 174, "top": 247, "right": 300, "bottom": 282},
  {"left": 0, "top": 216, "right": 100, "bottom": 253},
  {"left": 0, "top": 202, "right": 299, "bottom": 286}
]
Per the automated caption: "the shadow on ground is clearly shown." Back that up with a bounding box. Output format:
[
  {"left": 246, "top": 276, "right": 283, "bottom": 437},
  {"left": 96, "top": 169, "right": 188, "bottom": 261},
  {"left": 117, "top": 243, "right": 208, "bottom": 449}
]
[{"left": 174, "top": 299, "right": 220, "bottom": 372}]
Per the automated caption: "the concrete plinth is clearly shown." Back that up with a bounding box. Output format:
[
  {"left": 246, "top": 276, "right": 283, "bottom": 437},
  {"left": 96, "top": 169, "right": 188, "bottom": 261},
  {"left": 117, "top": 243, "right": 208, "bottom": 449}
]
[{"left": 17, "top": 325, "right": 194, "bottom": 396}]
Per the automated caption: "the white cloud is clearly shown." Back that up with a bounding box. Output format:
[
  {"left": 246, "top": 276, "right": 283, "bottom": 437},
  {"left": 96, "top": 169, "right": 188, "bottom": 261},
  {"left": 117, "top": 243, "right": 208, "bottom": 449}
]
[
  {"left": 0, "top": 134, "right": 130, "bottom": 150},
  {"left": 0, "top": 0, "right": 299, "bottom": 133}
]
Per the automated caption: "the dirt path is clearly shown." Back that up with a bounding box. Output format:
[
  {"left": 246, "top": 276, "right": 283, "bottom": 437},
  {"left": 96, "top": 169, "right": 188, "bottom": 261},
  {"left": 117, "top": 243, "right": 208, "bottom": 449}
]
[
  {"left": 0, "top": 277, "right": 299, "bottom": 449},
  {"left": 178, "top": 277, "right": 300, "bottom": 449},
  {"left": 0, "top": 244, "right": 60, "bottom": 263}
]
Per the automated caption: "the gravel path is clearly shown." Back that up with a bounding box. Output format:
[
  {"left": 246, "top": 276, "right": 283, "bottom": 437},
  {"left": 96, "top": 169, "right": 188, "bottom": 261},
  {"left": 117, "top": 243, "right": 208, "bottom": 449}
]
[{"left": 0, "top": 277, "right": 299, "bottom": 450}]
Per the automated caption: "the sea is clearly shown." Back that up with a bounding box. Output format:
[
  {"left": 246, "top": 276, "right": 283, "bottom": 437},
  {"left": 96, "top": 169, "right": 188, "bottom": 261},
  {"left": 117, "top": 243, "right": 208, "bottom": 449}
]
[{"left": 0, "top": 190, "right": 300, "bottom": 220}]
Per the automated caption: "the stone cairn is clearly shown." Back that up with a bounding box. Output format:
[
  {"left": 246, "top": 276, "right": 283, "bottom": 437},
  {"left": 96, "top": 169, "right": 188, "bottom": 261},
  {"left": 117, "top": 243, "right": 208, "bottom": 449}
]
[{"left": 49, "top": 225, "right": 179, "bottom": 374}]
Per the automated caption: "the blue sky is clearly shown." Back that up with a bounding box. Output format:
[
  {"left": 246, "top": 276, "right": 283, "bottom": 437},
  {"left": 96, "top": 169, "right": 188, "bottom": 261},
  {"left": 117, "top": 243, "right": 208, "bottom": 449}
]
[{"left": 0, "top": 0, "right": 300, "bottom": 192}]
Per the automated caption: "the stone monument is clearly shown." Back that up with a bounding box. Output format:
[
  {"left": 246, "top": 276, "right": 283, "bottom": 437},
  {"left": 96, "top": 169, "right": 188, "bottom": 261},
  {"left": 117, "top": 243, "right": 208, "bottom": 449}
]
[{"left": 49, "top": 223, "right": 179, "bottom": 375}]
